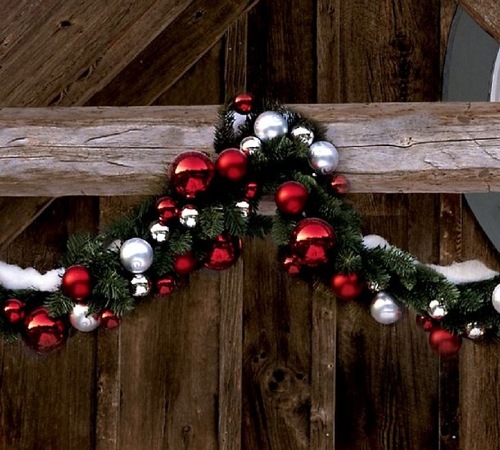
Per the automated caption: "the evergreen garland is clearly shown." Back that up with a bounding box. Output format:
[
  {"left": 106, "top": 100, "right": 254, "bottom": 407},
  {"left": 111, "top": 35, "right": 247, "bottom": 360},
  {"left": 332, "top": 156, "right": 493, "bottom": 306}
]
[{"left": 0, "top": 95, "right": 498, "bottom": 355}]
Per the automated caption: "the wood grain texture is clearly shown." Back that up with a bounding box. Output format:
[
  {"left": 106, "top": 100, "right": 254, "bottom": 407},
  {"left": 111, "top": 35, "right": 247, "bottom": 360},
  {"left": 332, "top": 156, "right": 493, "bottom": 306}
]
[
  {"left": 0, "top": 197, "right": 99, "bottom": 450},
  {"left": 88, "top": 0, "right": 259, "bottom": 106},
  {"left": 0, "top": 102, "right": 499, "bottom": 196},
  {"left": 458, "top": 0, "right": 500, "bottom": 42},
  {"left": 0, "top": 198, "right": 54, "bottom": 251}
]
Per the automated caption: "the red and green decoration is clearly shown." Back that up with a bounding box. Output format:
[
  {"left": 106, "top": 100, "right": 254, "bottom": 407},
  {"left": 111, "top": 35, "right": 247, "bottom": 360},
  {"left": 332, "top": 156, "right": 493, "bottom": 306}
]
[{"left": 0, "top": 93, "right": 499, "bottom": 356}]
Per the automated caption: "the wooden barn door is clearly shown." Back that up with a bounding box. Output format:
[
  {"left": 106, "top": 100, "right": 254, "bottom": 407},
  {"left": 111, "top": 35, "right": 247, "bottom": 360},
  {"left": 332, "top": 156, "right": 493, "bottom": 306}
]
[{"left": 0, "top": 1, "right": 499, "bottom": 449}]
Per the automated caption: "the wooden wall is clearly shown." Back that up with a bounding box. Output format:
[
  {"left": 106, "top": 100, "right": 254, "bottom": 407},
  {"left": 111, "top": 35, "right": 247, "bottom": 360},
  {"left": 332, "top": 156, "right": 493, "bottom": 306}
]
[{"left": 0, "top": 1, "right": 499, "bottom": 449}]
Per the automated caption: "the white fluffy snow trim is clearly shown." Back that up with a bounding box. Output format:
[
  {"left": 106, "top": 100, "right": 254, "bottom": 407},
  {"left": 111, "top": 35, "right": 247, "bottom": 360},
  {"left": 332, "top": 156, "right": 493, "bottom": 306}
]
[
  {"left": 427, "top": 260, "right": 499, "bottom": 284},
  {"left": 0, "top": 261, "right": 64, "bottom": 291},
  {"left": 362, "top": 234, "right": 391, "bottom": 250}
]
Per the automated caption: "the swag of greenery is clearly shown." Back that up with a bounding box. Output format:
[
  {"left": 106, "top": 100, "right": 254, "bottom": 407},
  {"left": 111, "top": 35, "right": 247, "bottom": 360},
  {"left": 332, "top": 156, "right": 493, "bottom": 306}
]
[{"left": 0, "top": 94, "right": 498, "bottom": 356}]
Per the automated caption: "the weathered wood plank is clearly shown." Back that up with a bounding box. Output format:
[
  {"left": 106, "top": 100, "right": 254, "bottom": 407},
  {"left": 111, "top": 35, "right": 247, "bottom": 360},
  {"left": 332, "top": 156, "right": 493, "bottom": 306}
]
[
  {"left": 0, "top": 103, "right": 498, "bottom": 196},
  {"left": 0, "top": 198, "right": 54, "bottom": 251},
  {"left": 88, "top": 0, "right": 259, "bottom": 106},
  {"left": 457, "top": 0, "right": 500, "bottom": 42}
]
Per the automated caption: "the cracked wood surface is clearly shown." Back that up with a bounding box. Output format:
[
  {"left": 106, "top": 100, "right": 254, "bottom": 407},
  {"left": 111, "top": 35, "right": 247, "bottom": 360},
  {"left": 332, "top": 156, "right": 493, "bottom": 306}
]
[{"left": 0, "top": 102, "right": 499, "bottom": 196}]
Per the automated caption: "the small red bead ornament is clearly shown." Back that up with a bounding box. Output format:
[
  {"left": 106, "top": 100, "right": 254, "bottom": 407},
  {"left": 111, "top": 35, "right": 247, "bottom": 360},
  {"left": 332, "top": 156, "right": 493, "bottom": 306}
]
[
  {"left": 99, "top": 310, "right": 122, "bottom": 330},
  {"left": 156, "top": 275, "right": 177, "bottom": 297},
  {"left": 331, "top": 273, "right": 364, "bottom": 301},
  {"left": 416, "top": 314, "right": 436, "bottom": 332},
  {"left": 429, "top": 328, "right": 462, "bottom": 356},
  {"left": 329, "top": 174, "right": 350, "bottom": 195},
  {"left": 156, "top": 197, "right": 178, "bottom": 224},
  {"left": 281, "top": 254, "right": 302, "bottom": 276},
  {"left": 204, "top": 235, "right": 242, "bottom": 270},
  {"left": 275, "top": 181, "right": 308, "bottom": 215},
  {"left": 61, "top": 265, "right": 92, "bottom": 301},
  {"left": 290, "top": 218, "right": 335, "bottom": 267},
  {"left": 233, "top": 93, "right": 255, "bottom": 114},
  {"left": 2, "top": 298, "right": 26, "bottom": 324},
  {"left": 22, "top": 307, "right": 67, "bottom": 354},
  {"left": 216, "top": 149, "right": 248, "bottom": 182},
  {"left": 169, "top": 151, "right": 215, "bottom": 199},
  {"left": 173, "top": 252, "right": 198, "bottom": 275},
  {"left": 244, "top": 181, "right": 259, "bottom": 200}
]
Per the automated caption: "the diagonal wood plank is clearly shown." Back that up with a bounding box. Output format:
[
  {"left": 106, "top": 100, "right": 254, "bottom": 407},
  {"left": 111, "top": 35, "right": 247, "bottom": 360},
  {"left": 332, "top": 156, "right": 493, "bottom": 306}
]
[
  {"left": 458, "top": 0, "right": 500, "bottom": 42},
  {"left": 87, "top": 0, "right": 259, "bottom": 106},
  {"left": 0, "top": 0, "right": 194, "bottom": 250}
]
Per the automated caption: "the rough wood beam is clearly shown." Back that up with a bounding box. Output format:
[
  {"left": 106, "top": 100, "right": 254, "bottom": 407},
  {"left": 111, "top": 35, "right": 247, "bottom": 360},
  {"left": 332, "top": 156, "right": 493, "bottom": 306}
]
[
  {"left": 0, "top": 102, "right": 499, "bottom": 196},
  {"left": 88, "top": 0, "right": 259, "bottom": 106},
  {"left": 457, "top": 0, "right": 500, "bottom": 42}
]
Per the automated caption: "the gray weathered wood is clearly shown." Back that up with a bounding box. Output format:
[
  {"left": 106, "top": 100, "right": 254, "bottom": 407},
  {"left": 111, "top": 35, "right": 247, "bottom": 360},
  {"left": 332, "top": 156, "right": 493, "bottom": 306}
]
[{"left": 0, "top": 102, "right": 499, "bottom": 196}]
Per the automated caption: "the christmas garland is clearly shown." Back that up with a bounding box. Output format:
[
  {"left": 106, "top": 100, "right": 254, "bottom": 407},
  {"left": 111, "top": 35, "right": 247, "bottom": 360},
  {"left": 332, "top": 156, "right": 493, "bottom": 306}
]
[{"left": 1, "top": 94, "right": 499, "bottom": 356}]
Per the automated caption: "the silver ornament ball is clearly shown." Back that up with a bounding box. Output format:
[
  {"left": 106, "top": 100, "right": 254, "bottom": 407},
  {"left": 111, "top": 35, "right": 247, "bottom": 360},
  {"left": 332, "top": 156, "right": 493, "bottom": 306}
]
[
  {"left": 465, "top": 322, "right": 486, "bottom": 340},
  {"left": 130, "top": 274, "right": 152, "bottom": 297},
  {"left": 240, "top": 136, "right": 262, "bottom": 155},
  {"left": 370, "top": 291, "right": 403, "bottom": 325},
  {"left": 253, "top": 111, "right": 288, "bottom": 141},
  {"left": 492, "top": 284, "right": 500, "bottom": 313},
  {"left": 232, "top": 112, "right": 247, "bottom": 134},
  {"left": 428, "top": 299, "right": 448, "bottom": 320},
  {"left": 235, "top": 200, "right": 250, "bottom": 218},
  {"left": 308, "top": 141, "right": 340, "bottom": 175},
  {"left": 149, "top": 221, "right": 170, "bottom": 243},
  {"left": 291, "top": 125, "right": 314, "bottom": 145},
  {"left": 179, "top": 205, "right": 199, "bottom": 228},
  {"left": 120, "top": 238, "right": 154, "bottom": 274},
  {"left": 69, "top": 304, "right": 100, "bottom": 332}
]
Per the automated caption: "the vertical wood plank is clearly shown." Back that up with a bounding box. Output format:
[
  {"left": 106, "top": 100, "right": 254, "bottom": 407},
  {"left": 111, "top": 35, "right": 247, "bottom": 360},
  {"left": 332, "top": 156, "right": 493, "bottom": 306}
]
[
  {"left": 459, "top": 204, "right": 500, "bottom": 450},
  {"left": 224, "top": 16, "right": 249, "bottom": 98},
  {"left": 0, "top": 197, "right": 99, "bottom": 450},
  {"left": 95, "top": 42, "right": 225, "bottom": 450}
]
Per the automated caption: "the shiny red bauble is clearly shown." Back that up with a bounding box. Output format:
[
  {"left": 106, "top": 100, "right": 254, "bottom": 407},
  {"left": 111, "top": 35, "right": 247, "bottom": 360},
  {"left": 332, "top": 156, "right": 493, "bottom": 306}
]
[
  {"left": 281, "top": 254, "right": 302, "bottom": 276},
  {"left": 275, "top": 181, "right": 308, "bottom": 215},
  {"left": 99, "top": 309, "right": 122, "bottom": 330},
  {"left": 429, "top": 328, "right": 462, "bottom": 356},
  {"left": 173, "top": 252, "right": 198, "bottom": 275},
  {"left": 329, "top": 174, "right": 350, "bottom": 195},
  {"left": 290, "top": 218, "right": 335, "bottom": 267},
  {"left": 204, "top": 235, "right": 242, "bottom": 271},
  {"left": 61, "top": 265, "right": 92, "bottom": 301},
  {"left": 156, "top": 197, "right": 178, "bottom": 224},
  {"left": 416, "top": 314, "right": 436, "bottom": 332},
  {"left": 233, "top": 93, "right": 255, "bottom": 114},
  {"left": 169, "top": 151, "right": 215, "bottom": 199},
  {"left": 156, "top": 275, "right": 176, "bottom": 297},
  {"left": 216, "top": 149, "right": 248, "bottom": 182},
  {"left": 331, "top": 273, "right": 364, "bottom": 301},
  {"left": 244, "top": 181, "right": 259, "bottom": 200},
  {"left": 2, "top": 298, "right": 26, "bottom": 324},
  {"left": 22, "top": 307, "right": 67, "bottom": 354}
]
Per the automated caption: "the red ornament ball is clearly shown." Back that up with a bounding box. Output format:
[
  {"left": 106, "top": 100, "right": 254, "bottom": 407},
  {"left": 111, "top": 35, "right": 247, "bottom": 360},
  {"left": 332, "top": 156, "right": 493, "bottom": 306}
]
[
  {"left": 331, "top": 273, "right": 364, "bottom": 301},
  {"left": 156, "top": 197, "right": 178, "bottom": 224},
  {"left": 156, "top": 275, "right": 176, "bottom": 297},
  {"left": 216, "top": 149, "right": 248, "bottom": 182},
  {"left": 204, "top": 235, "right": 242, "bottom": 271},
  {"left": 99, "top": 309, "right": 122, "bottom": 330},
  {"left": 244, "top": 181, "right": 259, "bottom": 200},
  {"left": 429, "top": 328, "right": 462, "bottom": 356},
  {"left": 22, "top": 307, "right": 67, "bottom": 354},
  {"left": 329, "top": 174, "right": 350, "bottom": 195},
  {"left": 233, "top": 93, "right": 255, "bottom": 114},
  {"left": 275, "top": 181, "right": 309, "bottom": 215},
  {"left": 290, "top": 218, "right": 335, "bottom": 267},
  {"left": 173, "top": 252, "right": 198, "bottom": 275},
  {"left": 281, "top": 254, "right": 302, "bottom": 277},
  {"left": 416, "top": 314, "right": 436, "bottom": 332},
  {"left": 169, "top": 151, "right": 215, "bottom": 199},
  {"left": 62, "top": 265, "right": 92, "bottom": 301},
  {"left": 2, "top": 298, "right": 26, "bottom": 324}
]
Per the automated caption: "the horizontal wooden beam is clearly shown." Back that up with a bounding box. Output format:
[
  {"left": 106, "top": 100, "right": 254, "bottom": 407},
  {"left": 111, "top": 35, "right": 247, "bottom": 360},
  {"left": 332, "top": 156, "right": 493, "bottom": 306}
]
[{"left": 0, "top": 103, "right": 499, "bottom": 195}]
